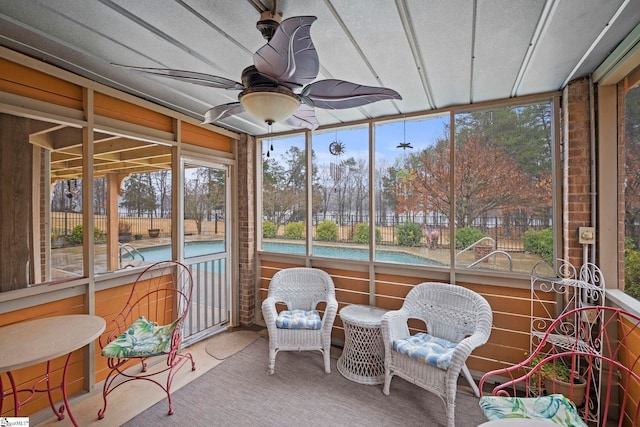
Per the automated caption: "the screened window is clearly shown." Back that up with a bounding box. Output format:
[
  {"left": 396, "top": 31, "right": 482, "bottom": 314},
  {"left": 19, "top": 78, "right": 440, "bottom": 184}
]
[
  {"left": 312, "top": 125, "right": 368, "bottom": 261},
  {"left": 624, "top": 75, "right": 640, "bottom": 300},
  {"left": 453, "top": 103, "right": 553, "bottom": 273},
  {"left": 260, "top": 133, "right": 307, "bottom": 254},
  {"left": 258, "top": 98, "right": 555, "bottom": 275},
  {"left": 374, "top": 116, "right": 450, "bottom": 267}
]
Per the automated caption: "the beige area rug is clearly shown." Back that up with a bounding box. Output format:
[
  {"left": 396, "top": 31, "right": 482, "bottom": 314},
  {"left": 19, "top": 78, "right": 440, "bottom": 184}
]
[
  {"left": 205, "top": 329, "right": 264, "bottom": 360},
  {"left": 125, "top": 337, "right": 487, "bottom": 427}
]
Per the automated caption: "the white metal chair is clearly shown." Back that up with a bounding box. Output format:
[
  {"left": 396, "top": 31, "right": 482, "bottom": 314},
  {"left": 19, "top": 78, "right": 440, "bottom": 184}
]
[
  {"left": 381, "top": 282, "right": 493, "bottom": 427},
  {"left": 261, "top": 267, "right": 338, "bottom": 374}
]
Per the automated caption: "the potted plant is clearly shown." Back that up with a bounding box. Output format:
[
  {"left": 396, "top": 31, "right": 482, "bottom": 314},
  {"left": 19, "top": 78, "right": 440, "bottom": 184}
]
[
  {"left": 118, "top": 222, "right": 132, "bottom": 243},
  {"left": 529, "top": 355, "right": 587, "bottom": 406},
  {"left": 147, "top": 211, "right": 160, "bottom": 238}
]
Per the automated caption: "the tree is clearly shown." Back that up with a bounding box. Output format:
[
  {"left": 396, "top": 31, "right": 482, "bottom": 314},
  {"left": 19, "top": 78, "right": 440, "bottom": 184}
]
[
  {"left": 411, "top": 136, "right": 533, "bottom": 226},
  {"left": 625, "top": 86, "right": 640, "bottom": 245},
  {"left": 119, "top": 173, "right": 156, "bottom": 217},
  {"left": 262, "top": 146, "right": 308, "bottom": 225},
  {"left": 184, "top": 167, "right": 224, "bottom": 235},
  {"left": 151, "top": 170, "right": 171, "bottom": 219}
]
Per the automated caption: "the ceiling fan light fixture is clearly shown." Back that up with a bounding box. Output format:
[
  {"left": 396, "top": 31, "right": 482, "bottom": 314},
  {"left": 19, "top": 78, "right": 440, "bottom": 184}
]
[{"left": 240, "top": 87, "right": 300, "bottom": 124}]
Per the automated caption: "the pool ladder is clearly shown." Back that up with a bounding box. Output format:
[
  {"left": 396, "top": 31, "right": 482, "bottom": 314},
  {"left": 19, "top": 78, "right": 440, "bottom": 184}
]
[
  {"left": 119, "top": 243, "right": 145, "bottom": 268},
  {"left": 455, "top": 237, "right": 513, "bottom": 271}
]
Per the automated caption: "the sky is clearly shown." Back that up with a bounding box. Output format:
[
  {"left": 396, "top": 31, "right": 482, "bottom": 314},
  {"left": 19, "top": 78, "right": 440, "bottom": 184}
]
[{"left": 266, "top": 114, "right": 449, "bottom": 167}]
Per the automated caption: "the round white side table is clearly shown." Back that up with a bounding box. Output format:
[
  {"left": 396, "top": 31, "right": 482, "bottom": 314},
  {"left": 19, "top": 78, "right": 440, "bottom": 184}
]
[{"left": 337, "top": 304, "right": 387, "bottom": 385}]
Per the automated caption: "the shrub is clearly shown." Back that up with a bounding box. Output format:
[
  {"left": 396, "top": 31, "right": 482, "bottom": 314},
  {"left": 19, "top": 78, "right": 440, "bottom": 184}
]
[
  {"left": 353, "top": 223, "right": 382, "bottom": 244},
  {"left": 94, "top": 227, "right": 105, "bottom": 243},
  {"left": 625, "top": 249, "right": 640, "bottom": 300},
  {"left": 625, "top": 236, "right": 636, "bottom": 252},
  {"left": 67, "top": 225, "right": 105, "bottom": 244},
  {"left": 263, "top": 220, "right": 277, "bottom": 238},
  {"left": 316, "top": 219, "right": 338, "bottom": 241},
  {"left": 68, "top": 225, "right": 84, "bottom": 244},
  {"left": 455, "top": 226, "right": 487, "bottom": 249},
  {"left": 284, "top": 222, "right": 305, "bottom": 240},
  {"left": 396, "top": 222, "right": 423, "bottom": 247},
  {"left": 523, "top": 228, "right": 553, "bottom": 264}
]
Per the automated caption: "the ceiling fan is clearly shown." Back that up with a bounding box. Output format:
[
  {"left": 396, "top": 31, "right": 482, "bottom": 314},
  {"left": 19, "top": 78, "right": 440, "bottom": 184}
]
[{"left": 115, "top": 9, "right": 401, "bottom": 130}]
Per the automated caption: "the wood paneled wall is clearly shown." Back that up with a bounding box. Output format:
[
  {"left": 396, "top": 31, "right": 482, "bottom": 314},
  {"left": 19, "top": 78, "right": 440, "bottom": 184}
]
[{"left": 258, "top": 259, "right": 554, "bottom": 374}]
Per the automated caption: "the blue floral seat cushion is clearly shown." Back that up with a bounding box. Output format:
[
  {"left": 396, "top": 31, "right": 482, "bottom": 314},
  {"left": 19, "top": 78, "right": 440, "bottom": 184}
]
[
  {"left": 101, "top": 316, "right": 178, "bottom": 358},
  {"left": 392, "top": 332, "right": 457, "bottom": 370},
  {"left": 479, "top": 394, "right": 588, "bottom": 427},
  {"left": 275, "top": 309, "right": 322, "bottom": 330}
]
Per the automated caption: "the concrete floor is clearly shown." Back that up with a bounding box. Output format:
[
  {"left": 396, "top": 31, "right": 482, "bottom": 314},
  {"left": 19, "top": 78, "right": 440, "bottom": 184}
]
[{"left": 33, "top": 328, "right": 265, "bottom": 427}]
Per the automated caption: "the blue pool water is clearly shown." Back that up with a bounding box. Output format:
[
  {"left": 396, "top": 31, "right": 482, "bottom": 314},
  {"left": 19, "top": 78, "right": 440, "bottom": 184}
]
[
  {"left": 126, "top": 240, "right": 442, "bottom": 266},
  {"left": 265, "top": 242, "right": 443, "bottom": 265}
]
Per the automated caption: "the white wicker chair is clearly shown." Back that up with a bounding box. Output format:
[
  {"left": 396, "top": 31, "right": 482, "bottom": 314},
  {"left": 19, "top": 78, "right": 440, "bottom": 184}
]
[
  {"left": 261, "top": 267, "right": 338, "bottom": 374},
  {"left": 381, "top": 282, "right": 493, "bottom": 427}
]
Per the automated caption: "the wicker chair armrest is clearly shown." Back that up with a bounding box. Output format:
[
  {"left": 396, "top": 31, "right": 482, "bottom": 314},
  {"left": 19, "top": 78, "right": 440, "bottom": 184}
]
[
  {"left": 261, "top": 296, "right": 280, "bottom": 331},
  {"left": 322, "top": 294, "right": 339, "bottom": 327},
  {"left": 448, "top": 331, "right": 488, "bottom": 372},
  {"left": 381, "top": 309, "right": 411, "bottom": 343}
]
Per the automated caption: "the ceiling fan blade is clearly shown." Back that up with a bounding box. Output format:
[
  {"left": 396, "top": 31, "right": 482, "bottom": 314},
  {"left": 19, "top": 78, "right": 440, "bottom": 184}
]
[
  {"left": 254, "top": 16, "right": 319, "bottom": 88},
  {"left": 283, "top": 104, "right": 319, "bottom": 130},
  {"left": 113, "top": 64, "right": 244, "bottom": 90},
  {"left": 301, "top": 79, "right": 402, "bottom": 109},
  {"left": 203, "top": 102, "right": 244, "bottom": 124}
]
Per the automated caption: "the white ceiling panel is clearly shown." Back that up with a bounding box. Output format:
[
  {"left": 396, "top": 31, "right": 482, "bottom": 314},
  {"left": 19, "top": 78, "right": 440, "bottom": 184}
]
[
  {"left": 408, "top": 0, "right": 475, "bottom": 108},
  {"left": 516, "top": 0, "right": 628, "bottom": 95},
  {"left": 472, "top": 0, "right": 546, "bottom": 102}
]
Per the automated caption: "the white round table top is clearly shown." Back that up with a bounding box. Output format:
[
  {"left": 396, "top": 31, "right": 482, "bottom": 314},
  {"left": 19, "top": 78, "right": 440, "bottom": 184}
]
[
  {"left": 478, "top": 419, "right": 558, "bottom": 426},
  {"left": 0, "top": 314, "right": 106, "bottom": 372},
  {"left": 339, "top": 304, "right": 387, "bottom": 326}
]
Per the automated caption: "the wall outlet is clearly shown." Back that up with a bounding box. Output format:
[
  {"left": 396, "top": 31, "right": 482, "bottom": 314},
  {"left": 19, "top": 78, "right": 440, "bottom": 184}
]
[{"left": 579, "top": 226, "right": 595, "bottom": 244}]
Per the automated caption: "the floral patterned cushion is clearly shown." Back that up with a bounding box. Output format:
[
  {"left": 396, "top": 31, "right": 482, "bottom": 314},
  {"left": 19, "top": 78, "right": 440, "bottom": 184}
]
[
  {"left": 479, "top": 394, "right": 588, "bottom": 427},
  {"left": 392, "top": 332, "right": 457, "bottom": 370},
  {"left": 101, "top": 316, "right": 178, "bottom": 358},
  {"left": 275, "top": 309, "right": 322, "bottom": 330}
]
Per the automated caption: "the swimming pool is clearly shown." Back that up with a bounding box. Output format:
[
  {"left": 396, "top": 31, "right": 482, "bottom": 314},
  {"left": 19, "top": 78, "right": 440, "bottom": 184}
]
[
  {"left": 125, "top": 240, "right": 442, "bottom": 266},
  {"left": 264, "top": 241, "right": 443, "bottom": 265}
]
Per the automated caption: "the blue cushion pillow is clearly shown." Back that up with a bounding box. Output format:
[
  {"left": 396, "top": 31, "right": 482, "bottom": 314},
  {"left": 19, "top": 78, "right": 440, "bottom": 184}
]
[
  {"left": 275, "top": 309, "right": 322, "bottom": 330},
  {"left": 392, "top": 332, "right": 457, "bottom": 370}
]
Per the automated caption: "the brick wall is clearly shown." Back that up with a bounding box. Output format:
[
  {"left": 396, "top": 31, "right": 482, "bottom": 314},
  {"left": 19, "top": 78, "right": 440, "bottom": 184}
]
[
  {"left": 562, "top": 77, "right": 593, "bottom": 267},
  {"left": 236, "top": 133, "right": 256, "bottom": 326}
]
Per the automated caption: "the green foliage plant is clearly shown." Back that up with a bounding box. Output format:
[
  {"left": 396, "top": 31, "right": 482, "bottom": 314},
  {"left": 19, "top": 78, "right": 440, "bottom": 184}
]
[
  {"left": 67, "top": 225, "right": 105, "bottom": 244},
  {"left": 523, "top": 228, "right": 553, "bottom": 264},
  {"left": 68, "top": 225, "right": 84, "bottom": 244},
  {"left": 528, "top": 355, "right": 572, "bottom": 383},
  {"left": 353, "top": 223, "right": 382, "bottom": 244},
  {"left": 263, "top": 220, "right": 277, "bottom": 239},
  {"left": 316, "top": 219, "right": 338, "bottom": 242},
  {"left": 455, "top": 226, "right": 487, "bottom": 249},
  {"left": 284, "top": 222, "right": 305, "bottom": 240},
  {"left": 396, "top": 222, "right": 423, "bottom": 247},
  {"left": 625, "top": 249, "right": 640, "bottom": 299}
]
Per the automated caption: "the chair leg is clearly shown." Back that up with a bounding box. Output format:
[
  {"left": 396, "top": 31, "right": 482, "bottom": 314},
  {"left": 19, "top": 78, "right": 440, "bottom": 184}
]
[
  {"left": 267, "top": 346, "right": 276, "bottom": 375},
  {"left": 382, "top": 371, "right": 392, "bottom": 395},
  {"left": 323, "top": 347, "right": 331, "bottom": 374},
  {"left": 461, "top": 364, "right": 480, "bottom": 397},
  {"left": 165, "top": 353, "right": 195, "bottom": 415},
  {"left": 97, "top": 366, "right": 119, "bottom": 419},
  {"left": 445, "top": 402, "right": 455, "bottom": 427}
]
